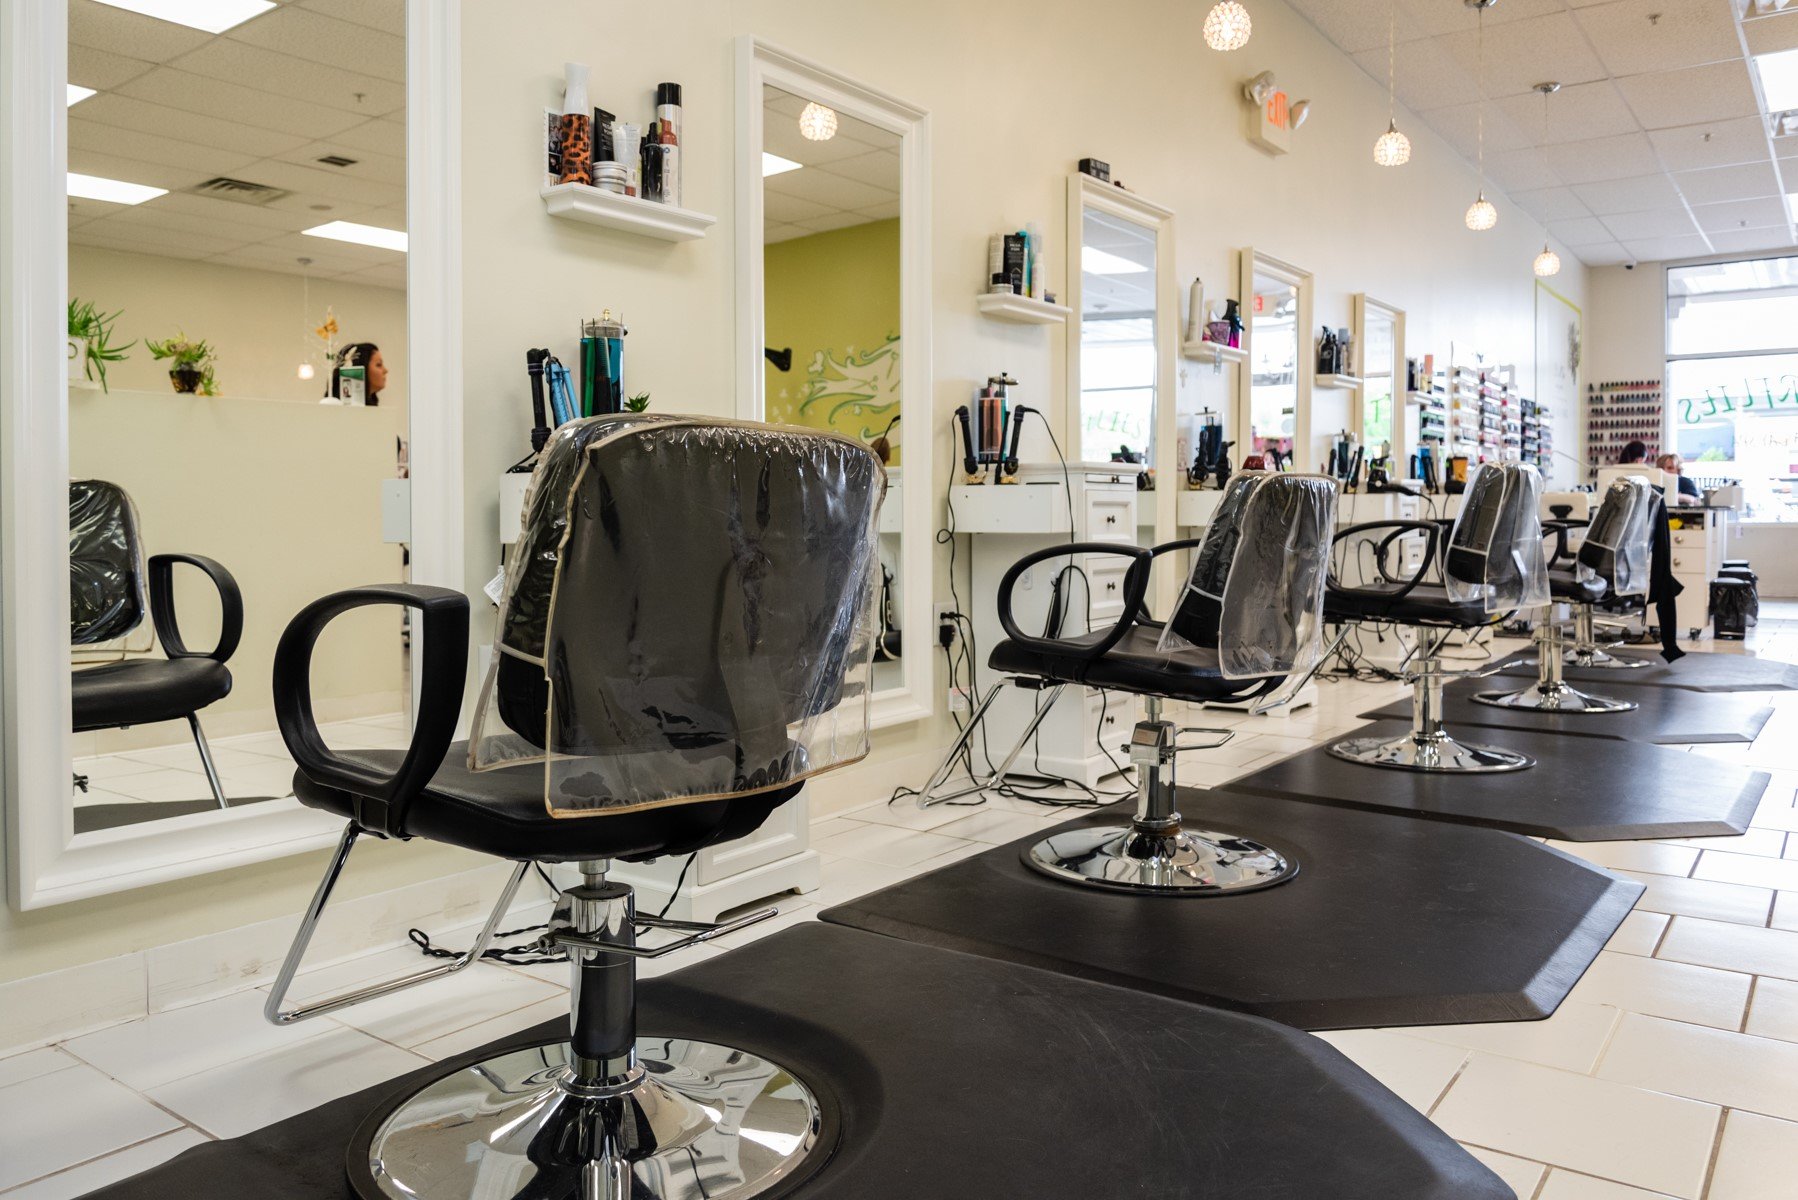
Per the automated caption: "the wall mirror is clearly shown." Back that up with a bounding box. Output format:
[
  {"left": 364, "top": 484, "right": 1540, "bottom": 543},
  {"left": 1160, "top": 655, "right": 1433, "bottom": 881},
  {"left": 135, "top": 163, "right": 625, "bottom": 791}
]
[
  {"left": 734, "top": 37, "right": 932, "bottom": 728},
  {"left": 1238, "top": 250, "right": 1313, "bottom": 471},
  {"left": 1353, "top": 294, "right": 1405, "bottom": 471},
  {"left": 5, "top": 0, "right": 460, "bottom": 907}
]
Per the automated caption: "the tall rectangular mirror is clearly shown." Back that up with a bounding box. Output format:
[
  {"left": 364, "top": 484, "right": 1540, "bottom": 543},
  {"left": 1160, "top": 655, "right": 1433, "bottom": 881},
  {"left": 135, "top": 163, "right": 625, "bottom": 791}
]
[
  {"left": 735, "top": 37, "right": 932, "bottom": 729},
  {"left": 1354, "top": 294, "right": 1405, "bottom": 472},
  {"left": 1238, "top": 250, "right": 1313, "bottom": 470}
]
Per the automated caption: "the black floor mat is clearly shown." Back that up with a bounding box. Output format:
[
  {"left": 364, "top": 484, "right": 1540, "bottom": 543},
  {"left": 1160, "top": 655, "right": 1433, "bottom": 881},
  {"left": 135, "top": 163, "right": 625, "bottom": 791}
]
[
  {"left": 1358, "top": 676, "right": 1774, "bottom": 744},
  {"left": 81, "top": 926, "right": 1510, "bottom": 1200},
  {"left": 820, "top": 792, "right": 1640, "bottom": 1030},
  {"left": 1493, "top": 650, "right": 1798, "bottom": 693},
  {"left": 1232, "top": 719, "right": 1767, "bottom": 840}
]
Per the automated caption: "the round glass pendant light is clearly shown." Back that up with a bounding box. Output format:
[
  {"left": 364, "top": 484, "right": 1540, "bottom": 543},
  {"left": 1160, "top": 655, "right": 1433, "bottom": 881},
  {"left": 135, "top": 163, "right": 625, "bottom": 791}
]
[
  {"left": 799, "top": 101, "right": 837, "bottom": 141},
  {"left": 1533, "top": 244, "right": 1561, "bottom": 277},
  {"left": 1203, "top": 1, "right": 1252, "bottom": 51},
  {"left": 1466, "top": 195, "right": 1498, "bottom": 231},
  {"left": 296, "top": 362, "right": 316, "bottom": 381},
  {"left": 1374, "top": 121, "right": 1412, "bottom": 166},
  {"left": 1463, "top": 0, "right": 1495, "bottom": 231}
]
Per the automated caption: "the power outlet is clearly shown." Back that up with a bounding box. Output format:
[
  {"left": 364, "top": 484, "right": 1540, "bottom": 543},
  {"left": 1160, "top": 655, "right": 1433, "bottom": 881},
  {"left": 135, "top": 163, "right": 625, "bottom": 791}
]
[
  {"left": 936, "top": 603, "right": 958, "bottom": 648},
  {"left": 947, "top": 685, "right": 972, "bottom": 714}
]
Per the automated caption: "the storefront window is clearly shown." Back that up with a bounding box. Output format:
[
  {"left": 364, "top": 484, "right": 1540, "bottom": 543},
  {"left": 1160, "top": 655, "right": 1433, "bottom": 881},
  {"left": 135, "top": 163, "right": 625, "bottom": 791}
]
[{"left": 1667, "top": 256, "right": 1798, "bottom": 522}]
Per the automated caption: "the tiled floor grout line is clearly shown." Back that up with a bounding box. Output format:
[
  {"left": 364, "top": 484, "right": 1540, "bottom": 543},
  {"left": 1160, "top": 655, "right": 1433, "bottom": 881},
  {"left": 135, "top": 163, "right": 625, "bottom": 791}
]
[
  {"left": 0, "top": 1129, "right": 211, "bottom": 1197},
  {"left": 1697, "top": 1107, "right": 1732, "bottom": 1200},
  {"left": 1739, "top": 976, "right": 1758, "bottom": 1036},
  {"left": 1422, "top": 1049, "right": 1475, "bottom": 1120}
]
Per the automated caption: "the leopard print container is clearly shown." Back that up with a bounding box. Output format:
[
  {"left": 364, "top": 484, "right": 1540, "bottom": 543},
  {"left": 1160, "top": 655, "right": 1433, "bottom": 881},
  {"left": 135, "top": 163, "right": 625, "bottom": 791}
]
[{"left": 557, "top": 112, "right": 593, "bottom": 186}]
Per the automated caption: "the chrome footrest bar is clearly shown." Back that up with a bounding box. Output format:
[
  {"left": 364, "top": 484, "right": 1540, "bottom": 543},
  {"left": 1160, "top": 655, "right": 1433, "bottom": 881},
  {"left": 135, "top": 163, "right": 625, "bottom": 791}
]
[{"left": 545, "top": 905, "right": 777, "bottom": 959}]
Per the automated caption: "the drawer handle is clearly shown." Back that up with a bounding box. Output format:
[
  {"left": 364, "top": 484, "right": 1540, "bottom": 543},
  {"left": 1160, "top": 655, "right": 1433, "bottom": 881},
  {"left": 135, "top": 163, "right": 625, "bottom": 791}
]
[
  {"left": 1105, "top": 515, "right": 1118, "bottom": 525},
  {"left": 1673, "top": 558, "right": 1682, "bottom": 569},
  {"left": 1105, "top": 581, "right": 1118, "bottom": 592}
]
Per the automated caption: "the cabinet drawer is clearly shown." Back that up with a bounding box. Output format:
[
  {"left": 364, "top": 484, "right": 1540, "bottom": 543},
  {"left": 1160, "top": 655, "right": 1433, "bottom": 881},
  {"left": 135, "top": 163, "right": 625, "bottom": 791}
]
[
  {"left": 1085, "top": 555, "right": 1132, "bottom": 622},
  {"left": 1087, "top": 688, "right": 1133, "bottom": 750},
  {"left": 1670, "top": 529, "right": 1708, "bottom": 550},
  {"left": 1084, "top": 491, "right": 1135, "bottom": 541}
]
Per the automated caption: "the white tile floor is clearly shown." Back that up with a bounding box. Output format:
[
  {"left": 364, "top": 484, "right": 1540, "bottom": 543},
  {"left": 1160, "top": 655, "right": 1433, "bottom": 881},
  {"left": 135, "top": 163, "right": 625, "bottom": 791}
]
[{"left": 9, "top": 618, "right": 1798, "bottom": 1197}]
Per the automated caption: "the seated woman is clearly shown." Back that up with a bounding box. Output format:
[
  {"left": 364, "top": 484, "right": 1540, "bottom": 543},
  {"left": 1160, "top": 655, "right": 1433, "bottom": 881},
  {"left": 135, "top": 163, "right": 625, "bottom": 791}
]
[{"left": 1656, "top": 452, "right": 1702, "bottom": 500}]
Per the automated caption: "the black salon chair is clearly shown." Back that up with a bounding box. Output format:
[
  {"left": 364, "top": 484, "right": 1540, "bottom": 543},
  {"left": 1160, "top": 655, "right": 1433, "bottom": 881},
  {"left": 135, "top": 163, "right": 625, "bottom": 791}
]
[
  {"left": 69, "top": 479, "right": 241, "bottom": 808},
  {"left": 920, "top": 472, "right": 1339, "bottom": 895},
  {"left": 1325, "top": 461, "right": 1547, "bottom": 773},
  {"left": 1559, "top": 478, "right": 1660, "bottom": 670},
  {"left": 262, "top": 415, "right": 884, "bottom": 1199},
  {"left": 1471, "top": 475, "right": 1655, "bottom": 712}
]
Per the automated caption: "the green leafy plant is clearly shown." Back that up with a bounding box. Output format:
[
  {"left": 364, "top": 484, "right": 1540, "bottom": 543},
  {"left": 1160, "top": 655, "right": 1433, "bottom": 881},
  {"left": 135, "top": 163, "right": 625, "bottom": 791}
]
[
  {"left": 625, "top": 391, "right": 651, "bottom": 412},
  {"left": 145, "top": 333, "right": 218, "bottom": 396},
  {"left": 67, "top": 298, "right": 134, "bottom": 392}
]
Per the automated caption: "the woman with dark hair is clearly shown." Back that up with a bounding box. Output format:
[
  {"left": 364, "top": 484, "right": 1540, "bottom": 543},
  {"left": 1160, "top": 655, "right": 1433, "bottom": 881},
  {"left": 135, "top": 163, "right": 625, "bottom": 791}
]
[
  {"left": 1619, "top": 439, "right": 1647, "bottom": 464},
  {"left": 326, "top": 342, "right": 388, "bottom": 406}
]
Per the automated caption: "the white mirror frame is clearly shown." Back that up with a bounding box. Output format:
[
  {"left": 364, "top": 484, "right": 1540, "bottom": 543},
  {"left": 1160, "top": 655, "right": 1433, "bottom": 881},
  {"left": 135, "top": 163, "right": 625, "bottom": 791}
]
[
  {"left": 1351, "top": 293, "right": 1406, "bottom": 463},
  {"left": 0, "top": 0, "right": 464, "bottom": 908},
  {"left": 732, "top": 36, "right": 933, "bottom": 730},
  {"left": 1235, "top": 249, "right": 1315, "bottom": 470}
]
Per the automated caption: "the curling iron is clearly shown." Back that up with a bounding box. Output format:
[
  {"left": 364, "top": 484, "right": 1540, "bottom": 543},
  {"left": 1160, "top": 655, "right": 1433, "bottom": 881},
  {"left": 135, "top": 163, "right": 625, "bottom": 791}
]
[
  {"left": 526, "top": 348, "right": 552, "bottom": 453},
  {"left": 1000, "top": 404, "right": 1036, "bottom": 481},
  {"left": 954, "top": 405, "right": 981, "bottom": 480}
]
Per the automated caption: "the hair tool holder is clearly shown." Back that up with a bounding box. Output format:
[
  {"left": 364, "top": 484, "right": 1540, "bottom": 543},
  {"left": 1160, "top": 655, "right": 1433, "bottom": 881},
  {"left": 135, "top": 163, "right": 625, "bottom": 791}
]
[
  {"left": 956, "top": 372, "right": 1027, "bottom": 484},
  {"left": 1326, "top": 431, "right": 1363, "bottom": 494},
  {"left": 1185, "top": 409, "right": 1234, "bottom": 491}
]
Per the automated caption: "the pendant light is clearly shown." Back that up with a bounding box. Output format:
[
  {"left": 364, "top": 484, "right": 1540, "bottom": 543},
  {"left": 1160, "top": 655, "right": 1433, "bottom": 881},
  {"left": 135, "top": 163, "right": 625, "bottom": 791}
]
[
  {"left": 799, "top": 101, "right": 837, "bottom": 141},
  {"left": 296, "top": 260, "right": 318, "bottom": 381},
  {"left": 1204, "top": 0, "right": 1252, "bottom": 51},
  {"left": 1531, "top": 82, "right": 1562, "bottom": 276},
  {"left": 1372, "top": 0, "right": 1411, "bottom": 166},
  {"left": 1464, "top": 0, "right": 1496, "bottom": 231}
]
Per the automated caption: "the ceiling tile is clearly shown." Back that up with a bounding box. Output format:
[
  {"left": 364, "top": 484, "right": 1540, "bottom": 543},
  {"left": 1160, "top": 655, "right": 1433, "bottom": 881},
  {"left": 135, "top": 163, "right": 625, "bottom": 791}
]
[
  {"left": 66, "top": 148, "right": 209, "bottom": 192},
  {"left": 1649, "top": 116, "right": 1776, "bottom": 170},
  {"left": 71, "top": 223, "right": 256, "bottom": 258},
  {"left": 68, "top": 43, "right": 158, "bottom": 92},
  {"left": 1615, "top": 60, "right": 1762, "bottom": 128},
  {"left": 762, "top": 191, "right": 835, "bottom": 224},
  {"left": 1571, "top": 172, "right": 1687, "bottom": 212},
  {"left": 1674, "top": 160, "right": 1784, "bottom": 204},
  {"left": 765, "top": 169, "right": 895, "bottom": 210},
  {"left": 1569, "top": 241, "right": 1635, "bottom": 265},
  {"left": 1548, "top": 215, "right": 1617, "bottom": 242},
  {"left": 273, "top": 142, "right": 406, "bottom": 187},
  {"left": 857, "top": 201, "right": 901, "bottom": 220},
  {"left": 1496, "top": 81, "right": 1638, "bottom": 144},
  {"left": 1288, "top": 0, "right": 1413, "bottom": 55},
  {"left": 763, "top": 118, "right": 882, "bottom": 167},
  {"left": 1425, "top": 102, "right": 1534, "bottom": 157},
  {"left": 1511, "top": 186, "right": 1595, "bottom": 222},
  {"left": 207, "top": 241, "right": 373, "bottom": 275},
  {"left": 167, "top": 40, "right": 405, "bottom": 116},
  {"left": 1623, "top": 234, "right": 1716, "bottom": 259},
  {"left": 298, "top": 0, "right": 406, "bottom": 38},
  {"left": 224, "top": 6, "right": 405, "bottom": 84},
  {"left": 69, "top": 117, "right": 259, "bottom": 177},
  {"left": 72, "top": 93, "right": 312, "bottom": 158},
  {"left": 68, "top": 0, "right": 209, "bottom": 63},
  {"left": 1743, "top": 9, "right": 1798, "bottom": 55},
  {"left": 1601, "top": 207, "right": 1703, "bottom": 239},
  {"left": 1438, "top": 13, "right": 1609, "bottom": 98},
  {"left": 234, "top": 158, "right": 405, "bottom": 207},
  {"left": 1541, "top": 131, "right": 1662, "bottom": 182},
  {"left": 1691, "top": 195, "right": 1792, "bottom": 231},
  {"left": 1397, "top": 0, "right": 1567, "bottom": 38},
  {"left": 84, "top": 202, "right": 281, "bottom": 246},
  {"left": 1705, "top": 228, "right": 1798, "bottom": 253},
  {"left": 812, "top": 150, "right": 901, "bottom": 192},
  {"left": 1352, "top": 43, "right": 1476, "bottom": 111},
  {"left": 329, "top": 118, "right": 407, "bottom": 157},
  {"left": 1573, "top": 0, "right": 1745, "bottom": 76},
  {"left": 795, "top": 213, "right": 874, "bottom": 234},
  {"left": 116, "top": 68, "right": 368, "bottom": 140},
  {"left": 764, "top": 223, "right": 809, "bottom": 244},
  {"left": 141, "top": 191, "right": 330, "bottom": 230},
  {"left": 1486, "top": 148, "right": 1564, "bottom": 191}
]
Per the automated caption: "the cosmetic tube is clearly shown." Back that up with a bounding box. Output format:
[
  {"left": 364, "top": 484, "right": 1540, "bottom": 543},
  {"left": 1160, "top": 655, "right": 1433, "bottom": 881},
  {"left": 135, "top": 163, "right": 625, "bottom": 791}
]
[
  {"left": 656, "top": 83, "right": 682, "bottom": 207},
  {"left": 616, "top": 122, "right": 642, "bottom": 196},
  {"left": 557, "top": 63, "right": 593, "bottom": 186}
]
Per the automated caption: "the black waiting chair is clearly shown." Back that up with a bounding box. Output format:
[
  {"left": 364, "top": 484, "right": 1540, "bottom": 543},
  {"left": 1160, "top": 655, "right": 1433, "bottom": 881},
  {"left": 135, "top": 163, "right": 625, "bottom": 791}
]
[
  {"left": 69, "top": 479, "right": 242, "bottom": 808},
  {"left": 920, "top": 471, "right": 1339, "bottom": 895},
  {"left": 1325, "top": 461, "right": 1547, "bottom": 773},
  {"left": 261, "top": 415, "right": 884, "bottom": 1199},
  {"left": 1471, "top": 475, "right": 1655, "bottom": 712}
]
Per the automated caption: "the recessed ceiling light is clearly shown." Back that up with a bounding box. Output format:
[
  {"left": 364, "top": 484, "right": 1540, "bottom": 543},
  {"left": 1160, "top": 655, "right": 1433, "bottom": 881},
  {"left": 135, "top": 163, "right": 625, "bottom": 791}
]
[
  {"left": 67, "top": 172, "right": 167, "bottom": 205},
  {"left": 89, "top": 0, "right": 275, "bottom": 34},
  {"left": 67, "top": 84, "right": 96, "bottom": 106},
  {"left": 1081, "top": 245, "right": 1148, "bottom": 275},
  {"left": 1756, "top": 48, "right": 1798, "bottom": 114},
  {"left": 762, "top": 152, "right": 801, "bottom": 178},
  {"left": 302, "top": 220, "right": 407, "bottom": 253}
]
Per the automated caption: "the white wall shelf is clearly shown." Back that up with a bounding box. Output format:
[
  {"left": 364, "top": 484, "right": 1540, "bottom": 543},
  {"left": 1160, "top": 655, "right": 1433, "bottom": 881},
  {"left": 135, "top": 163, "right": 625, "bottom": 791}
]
[
  {"left": 1182, "top": 339, "right": 1247, "bottom": 365},
  {"left": 1315, "top": 373, "right": 1362, "bottom": 390},
  {"left": 975, "top": 291, "right": 1070, "bottom": 324},
  {"left": 541, "top": 182, "right": 717, "bottom": 241}
]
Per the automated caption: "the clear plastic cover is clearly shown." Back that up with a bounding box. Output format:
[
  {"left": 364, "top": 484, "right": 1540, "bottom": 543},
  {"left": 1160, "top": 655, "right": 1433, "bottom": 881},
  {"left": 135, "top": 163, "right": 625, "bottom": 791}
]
[
  {"left": 1157, "top": 471, "right": 1340, "bottom": 679},
  {"left": 69, "top": 479, "right": 147, "bottom": 646},
  {"left": 1443, "top": 462, "right": 1549, "bottom": 613},
  {"left": 469, "top": 415, "right": 887, "bottom": 816},
  {"left": 1578, "top": 476, "right": 1654, "bottom": 598}
]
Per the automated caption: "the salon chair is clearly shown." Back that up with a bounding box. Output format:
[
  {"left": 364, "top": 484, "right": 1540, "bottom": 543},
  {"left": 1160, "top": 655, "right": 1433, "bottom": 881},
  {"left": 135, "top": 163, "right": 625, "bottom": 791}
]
[
  {"left": 922, "top": 471, "right": 1339, "bottom": 895},
  {"left": 262, "top": 415, "right": 884, "bottom": 1199},
  {"left": 1325, "top": 461, "right": 1547, "bottom": 773},
  {"left": 1471, "top": 476, "right": 1654, "bottom": 711},
  {"left": 69, "top": 479, "right": 241, "bottom": 808},
  {"left": 1562, "top": 480, "right": 1660, "bottom": 670}
]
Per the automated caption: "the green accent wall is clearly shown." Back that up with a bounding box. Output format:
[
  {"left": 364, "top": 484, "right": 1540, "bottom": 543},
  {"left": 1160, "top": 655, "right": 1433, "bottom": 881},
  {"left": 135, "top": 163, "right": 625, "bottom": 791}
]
[{"left": 764, "top": 218, "right": 900, "bottom": 460}]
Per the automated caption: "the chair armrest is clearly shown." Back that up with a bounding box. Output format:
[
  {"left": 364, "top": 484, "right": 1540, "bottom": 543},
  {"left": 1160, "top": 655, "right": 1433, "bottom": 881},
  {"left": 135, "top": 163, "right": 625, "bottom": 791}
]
[
  {"left": 997, "top": 542, "right": 1152, "bottom": 662},
  {"left": 272, "top": 584, "right": 468, "bottom": 839},
  {"left": 1130, "top": 537, "right": 1208, "bottom": 624},
  {"left": 148, "top": 553, "right": 243, "bottom": 663},
  {"left": 1328, "top": 520, "right": 1440, "bottom": 598},
  {"left": 1541, "top": 518, "right": 1589, "bottom": 569}
]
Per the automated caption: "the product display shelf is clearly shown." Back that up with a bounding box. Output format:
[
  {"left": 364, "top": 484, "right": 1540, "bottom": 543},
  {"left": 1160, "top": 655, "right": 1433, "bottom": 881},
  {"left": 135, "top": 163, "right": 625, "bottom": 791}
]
[
  {"left": 1315, "top": 373, "right": 1362, "bottom": 390},
  {"left": 541, "top": 182, "right": 717, "bottom": 241},
  {"left": 976, "top": 291, "right": 1071, "bottom": 325},
  {"left": 1183, "top": 339, "right": 1249, "bottom": 365},
  {"left": 1586, "top": 379, "right": 1663, "bottom": 470}
]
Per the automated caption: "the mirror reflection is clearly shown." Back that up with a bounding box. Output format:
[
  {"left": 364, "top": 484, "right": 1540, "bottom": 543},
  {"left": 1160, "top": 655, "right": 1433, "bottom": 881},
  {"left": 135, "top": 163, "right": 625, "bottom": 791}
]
[
  {"left": 1361, "top": 307, "right": 1397, "bottom": 457},
  {"left": 66, "top": 0, "right": 410, "bottom": 833},
  {"left": 759, "top": 82, "right": 904, "bottom": 689},
  {"left": 1248, "top": 273, "right": 1298, "bottom": 466},
  {"left": 1078, "top": 208, "right": 1157, "bottom": 465}
]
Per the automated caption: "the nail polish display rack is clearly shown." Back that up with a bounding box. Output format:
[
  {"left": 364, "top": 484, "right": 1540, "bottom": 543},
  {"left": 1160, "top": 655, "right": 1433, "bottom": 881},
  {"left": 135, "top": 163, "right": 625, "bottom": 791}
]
[
  {"left": 1521, "top": 398, "right": 1552, "bottom": 473},
  {"left": 1586, "top": 379, "right": 1663, "bottom": 468}
]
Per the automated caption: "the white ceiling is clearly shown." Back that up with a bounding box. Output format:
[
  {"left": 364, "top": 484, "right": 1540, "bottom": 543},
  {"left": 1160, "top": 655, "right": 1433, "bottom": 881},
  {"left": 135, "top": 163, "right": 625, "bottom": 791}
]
[
  {"left": 67, "top": 0, "right": 407, "bottom": 289},
  {"left": 763, "top": 85, "right": 900, "bottom": 243},
  {"left": 1288, "top": 0, "right": 1798, "bottom": 266}
]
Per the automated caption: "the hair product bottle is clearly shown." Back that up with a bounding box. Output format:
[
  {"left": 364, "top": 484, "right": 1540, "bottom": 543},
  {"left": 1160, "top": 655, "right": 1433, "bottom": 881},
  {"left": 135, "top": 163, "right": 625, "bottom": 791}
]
[{"left": 557, "top": 62, "right": 593, "bottom": 186}]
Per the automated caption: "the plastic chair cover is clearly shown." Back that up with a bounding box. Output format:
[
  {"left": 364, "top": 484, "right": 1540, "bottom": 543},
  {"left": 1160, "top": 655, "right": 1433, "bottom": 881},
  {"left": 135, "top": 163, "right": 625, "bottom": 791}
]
[
  {"left": 1443, "top": 462, "right": 1549, "bottom": 613},
  {"left": 1157, "top": 472, "right": 1339, "bottom": 679},
  {"left": 1577, "top": 476, "right": 1654, "bottom": 598},
  {"left": 469, "top": 415, "right": 886, "bottom": 816},
  {"left": 69, "top": 479, "right": 146, "bottom": 646}
]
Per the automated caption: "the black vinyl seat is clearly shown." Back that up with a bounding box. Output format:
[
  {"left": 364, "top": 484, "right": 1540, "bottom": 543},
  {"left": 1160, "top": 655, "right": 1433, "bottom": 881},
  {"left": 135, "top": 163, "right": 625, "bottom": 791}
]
[
  {"left": 919, "top": 471, "right": 1339, "bottom": 896},
  {"left": 1549, "top": 568, "right": 1608, "bottom": 604},
  {"left": 262, "top": 414, "right": 886, "bottom": 1200},
  {"left": 1321, "top": 580, "right": 1493, "bottom": 625},
  {"left": 69, "top": 480, "right": 242, "bottom": 807}
]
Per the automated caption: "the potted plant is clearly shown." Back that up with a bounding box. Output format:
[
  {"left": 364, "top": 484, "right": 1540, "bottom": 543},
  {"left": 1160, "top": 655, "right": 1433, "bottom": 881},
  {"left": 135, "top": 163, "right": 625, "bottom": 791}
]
[
  {"left": 67, "top": 298, "right": 133, "bottom": 392},
  {"left": 625, "top": 391, "right": 651, "bottom": 412},
  {"left": 145, "top": 333, "right": 218, "bottom": 395}
]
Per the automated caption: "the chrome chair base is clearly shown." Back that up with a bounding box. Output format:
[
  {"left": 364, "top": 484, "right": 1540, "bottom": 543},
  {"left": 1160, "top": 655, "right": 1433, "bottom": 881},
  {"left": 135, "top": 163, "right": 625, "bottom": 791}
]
[
  {"left": 357, "top": 1037, "right": 821, "bottom": 1200},
  {"left": 1565, "top": 648, "right": 1652, "bottom": 670},
  {"left": 1329, "top": 731, "right": 1533, "bottom": 774},
  {"left": 1026, "top": 820, "right": 1297, "bottom": 895},
  {"left": 1471, "top": 681, "right": 1637, "bottom": 714}
]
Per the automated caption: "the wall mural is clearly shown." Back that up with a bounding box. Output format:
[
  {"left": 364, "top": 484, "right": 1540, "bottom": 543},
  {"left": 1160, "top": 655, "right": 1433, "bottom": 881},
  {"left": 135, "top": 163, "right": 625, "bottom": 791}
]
[{"left": 771, "top": 333, "right": 901, "bottom": 447}]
